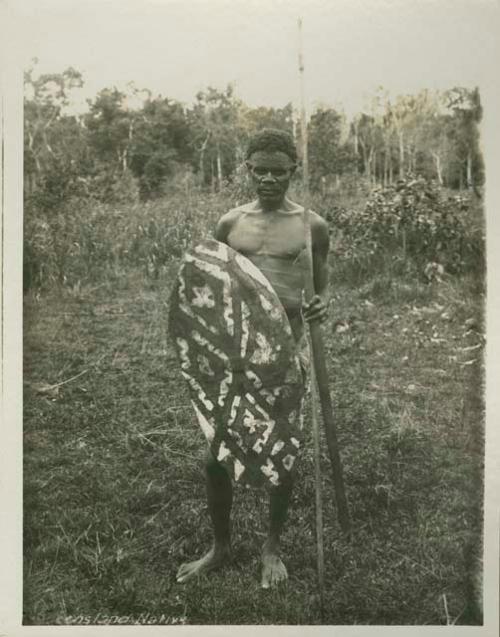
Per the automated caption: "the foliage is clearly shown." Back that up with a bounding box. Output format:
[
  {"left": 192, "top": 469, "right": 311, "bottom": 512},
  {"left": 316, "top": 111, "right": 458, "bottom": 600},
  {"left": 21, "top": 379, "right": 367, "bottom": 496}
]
[
  {"left": 24, "top": 60, "right": 484, "bottom": 210},
  {"left": 308, "top": 108, "right": 355, "bottom": 189},
  {"left": 325, "top": 176, "right": 484, "bottom": 278}
]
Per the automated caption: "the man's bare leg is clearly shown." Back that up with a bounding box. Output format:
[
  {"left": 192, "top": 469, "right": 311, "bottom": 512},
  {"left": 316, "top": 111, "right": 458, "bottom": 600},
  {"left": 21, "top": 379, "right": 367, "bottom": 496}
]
[
  {"left": 176, "top": 451, "right": 232, "bottom": 583},
  {"left": 261, "top": 476, "right": 293, "bottom": 588}
]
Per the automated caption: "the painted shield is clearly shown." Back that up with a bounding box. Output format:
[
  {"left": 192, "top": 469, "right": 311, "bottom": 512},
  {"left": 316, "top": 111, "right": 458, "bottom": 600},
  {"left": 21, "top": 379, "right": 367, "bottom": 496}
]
[{"left": 168, "top": 239, "right": 305, "bottom": 487}]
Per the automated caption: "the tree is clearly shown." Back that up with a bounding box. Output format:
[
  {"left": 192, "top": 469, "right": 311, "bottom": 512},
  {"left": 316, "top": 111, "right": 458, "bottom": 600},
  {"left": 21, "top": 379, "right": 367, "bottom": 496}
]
[
  {"left": 308, "top": 107, "right": 355, "bottom": 190},
  {"left": 24, "top": 60, "right": 90, "bottom": 207},
  {"left": 187, "top": 85, "right": 244, "bottom": 189},
  {"left": 85, "top": 88, "right": 132, "bottom": 169},
  {"left": 128, "top": 96, "right": 193, "bottom": 199},
  {"left": 443, "top": 87, "right": 483, "bottom": 190}
]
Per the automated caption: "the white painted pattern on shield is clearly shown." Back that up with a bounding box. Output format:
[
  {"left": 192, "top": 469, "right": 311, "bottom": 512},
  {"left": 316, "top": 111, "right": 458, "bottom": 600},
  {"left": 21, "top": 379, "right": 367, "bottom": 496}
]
[
  {"left": 259, "top": 293, "right": 282, "bottom": 321},
  {"left": 234, "top": 254, "right": 275, "bottom": 295},
  {"left": 259, "top": 389, "right": 276, "bottom": 406},
  {"left": 217, "top": 441, "right": 231, "bottom": 462},
  {"left": 282, "top": 454, "right": 295, "bottom": 471},
  {"left": 227, "top": 427, "right": 247, "bottom": 452},
  {"left": 249, "top": 332, "right": 276, "bottom": 365},
  {"left": 218, "top": 367, "right": 233, "bottom": 407},
  {"left": 260, "top": 458, "right": 279, "bottom": 485},
  {"left": 191, "top": 330, "right": 228, "bottom": 362},
  {"left": 191, "top": 400, "right": 215, "bottom": 441},
  {"left": 245, "top": 392, "right": 256, "bottom": 405},
  {"left": 245, "top": 372, "right": 276, "bottom": 405},
  {"left": 185, "top": 254, "right": 234, "bottom": 336},
  {"left": 242, "top": 395, "right": 276, "bottom": 445},
  {"left": 195, "top": 241, "right": 229, "bottom": 262},
  {"left": 253, "top": 402, "right": 275, "bottom": 429},
  {"left": 228, "top": 395, "right": 241, "bottom": 427},
  {"left": 291, "top": 437, "right": 300, "bottom": 448},
  {"left": 271, "top": 440, "right": 285, "bottom": 455},
  {"left": 176, "top": 338, "right": 191, "bottom": 370},
  {"left": 234, "top": 458, "right": 245, "bottom": 481},
  {"left": 177, "top": 271, "right": 218, "bottom": 335},
  {"left": 242, "top": 409, "right": 259, "bottom": 434},
  {"left": 240, "top": 300, "right": 250, "bottom": 358},
  {"left": 197, "top": 354, "right": 214, "bottom": 376},
  {"left": 180, "top": 371, "right": 214, "bottom": 411},
  {"left": 192, "top": 284, "right": 215, "bottom": 308},
  {"left": 252, "top": 419, "right": 274, "bottom": 454},
  {"left": 245, "top": 369, "right": 263, "bottom": 389}
]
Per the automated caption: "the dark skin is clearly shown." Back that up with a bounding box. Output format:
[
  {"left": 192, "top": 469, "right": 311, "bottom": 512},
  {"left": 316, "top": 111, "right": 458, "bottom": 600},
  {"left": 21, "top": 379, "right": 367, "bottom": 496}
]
[{"left": 176, "top": 150, "right": 329, "bottom": 588}]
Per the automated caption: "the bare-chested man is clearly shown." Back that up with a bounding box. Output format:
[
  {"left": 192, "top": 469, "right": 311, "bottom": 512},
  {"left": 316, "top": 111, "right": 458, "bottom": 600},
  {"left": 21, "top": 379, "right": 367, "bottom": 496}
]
[{"left": 176, "top": 128, "right": 330, "bottom": 588}]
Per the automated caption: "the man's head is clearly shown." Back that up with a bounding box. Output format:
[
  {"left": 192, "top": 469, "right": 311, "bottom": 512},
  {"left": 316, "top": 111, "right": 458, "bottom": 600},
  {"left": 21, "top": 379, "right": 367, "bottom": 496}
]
[{"left": 245, "top": 129, "right": 297, "bottom": 210}]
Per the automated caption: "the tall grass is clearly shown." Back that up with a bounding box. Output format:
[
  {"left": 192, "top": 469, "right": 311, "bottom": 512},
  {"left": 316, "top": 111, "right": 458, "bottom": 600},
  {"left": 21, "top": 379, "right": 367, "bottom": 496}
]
[
  {"left": 23, "top": 190, "right": 232, "bottom": 291},
  {"left": 24, "top": 180, "right": 484, "bottom": 295}
]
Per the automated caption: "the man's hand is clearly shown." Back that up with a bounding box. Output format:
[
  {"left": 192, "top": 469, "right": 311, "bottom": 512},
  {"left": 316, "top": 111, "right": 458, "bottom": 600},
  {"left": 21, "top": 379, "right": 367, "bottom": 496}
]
[{"left": 302, "top": 295, "right": 328, "bottom": 324}]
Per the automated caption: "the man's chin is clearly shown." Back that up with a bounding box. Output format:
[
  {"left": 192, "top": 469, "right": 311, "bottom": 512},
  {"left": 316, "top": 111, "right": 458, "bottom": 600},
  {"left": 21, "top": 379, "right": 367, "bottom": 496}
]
[{"left": 258, "top": 193, "right": 283, "bottom": 207}]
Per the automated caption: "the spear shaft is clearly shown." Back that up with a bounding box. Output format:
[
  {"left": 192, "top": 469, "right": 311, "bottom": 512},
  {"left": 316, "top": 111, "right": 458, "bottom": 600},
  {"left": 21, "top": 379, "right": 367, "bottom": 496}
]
[{"left": 297, "top": 18, "right": 351, "bottom": 539}]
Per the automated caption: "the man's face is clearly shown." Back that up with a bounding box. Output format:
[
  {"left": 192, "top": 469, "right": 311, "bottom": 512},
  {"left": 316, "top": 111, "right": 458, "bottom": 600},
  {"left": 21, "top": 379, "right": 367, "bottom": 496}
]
[{"left": 246, "top": 151, "right": 296, "bottom": 209}]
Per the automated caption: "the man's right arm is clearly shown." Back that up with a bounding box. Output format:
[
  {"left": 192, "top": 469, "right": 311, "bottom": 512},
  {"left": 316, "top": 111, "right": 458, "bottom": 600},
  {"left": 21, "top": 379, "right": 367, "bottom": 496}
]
[{"left": 215, "top": 209, "right": 240, "bottom": 245}]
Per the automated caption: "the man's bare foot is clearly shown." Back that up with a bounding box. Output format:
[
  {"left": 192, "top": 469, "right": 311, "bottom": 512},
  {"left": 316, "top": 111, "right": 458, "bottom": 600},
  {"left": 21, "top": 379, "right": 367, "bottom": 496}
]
[
  {"left": 261, "top": 540, "right": 288, "bottom": 589},
  {"left": 176, "top": 544, "right": 231, "bottom": 583}
]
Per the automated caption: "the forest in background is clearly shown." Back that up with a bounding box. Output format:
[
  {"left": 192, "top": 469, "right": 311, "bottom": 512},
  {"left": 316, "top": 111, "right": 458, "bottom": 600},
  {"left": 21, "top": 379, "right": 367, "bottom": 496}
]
[
  {"left": 24, "top": 60, "right": 483, "bottom": 206},
  {"left": 23, "top": 61, "right": 484, "bottom": 294}
]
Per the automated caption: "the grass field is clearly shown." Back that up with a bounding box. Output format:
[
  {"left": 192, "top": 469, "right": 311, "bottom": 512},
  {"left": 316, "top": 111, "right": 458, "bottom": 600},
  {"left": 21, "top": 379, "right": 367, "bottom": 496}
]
[{"left": 23, "top": 200, "right": 485, "bottom": 625}]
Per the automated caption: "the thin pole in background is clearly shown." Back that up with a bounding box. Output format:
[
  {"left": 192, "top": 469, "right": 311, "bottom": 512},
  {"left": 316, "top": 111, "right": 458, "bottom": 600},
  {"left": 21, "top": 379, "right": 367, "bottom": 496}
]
[
  {"left": 297, "top": 17, "right": 325, "bottom": 610},
  {"left": 297, "top": 18, "right": 352, "bottom": 541}
]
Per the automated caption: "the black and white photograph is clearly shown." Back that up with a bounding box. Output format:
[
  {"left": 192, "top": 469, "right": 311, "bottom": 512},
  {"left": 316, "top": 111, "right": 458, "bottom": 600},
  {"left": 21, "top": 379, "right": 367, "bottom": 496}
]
[{"left": 1, "top": 0, "right": 499, "bottom": 631}]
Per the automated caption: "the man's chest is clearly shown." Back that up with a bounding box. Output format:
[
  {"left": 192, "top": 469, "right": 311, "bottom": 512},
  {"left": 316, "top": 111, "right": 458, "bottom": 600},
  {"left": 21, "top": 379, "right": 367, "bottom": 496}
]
[{"left": 227, "top": 212, "right": 305, "bottom": 258}]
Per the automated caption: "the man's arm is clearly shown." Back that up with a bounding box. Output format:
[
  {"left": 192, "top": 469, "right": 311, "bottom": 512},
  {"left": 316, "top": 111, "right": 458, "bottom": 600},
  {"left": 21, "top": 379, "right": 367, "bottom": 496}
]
[
  {"left": 312, "top": 214, "right": 329, "bottom": 299},
  {"left": 215, "top": 209, "right": 239, "bottom": 245},
  {"left": 303, "top": 213, "right": 330, "bottom": 324}
]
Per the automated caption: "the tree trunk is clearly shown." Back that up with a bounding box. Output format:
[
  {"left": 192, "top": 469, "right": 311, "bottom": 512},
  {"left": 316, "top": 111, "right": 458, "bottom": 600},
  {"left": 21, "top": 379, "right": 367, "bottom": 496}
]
[
  {"left": 216, "top": 145, "right": 223, "bottom": 190},
  {"left": 199, "top": 133, "right": 211, "bottom": 186},
  {"left": 353, "top": 121, "right": 359, "bottom": 175},
  {"left": 466, "top": 152, "right": 473, "bottom": 189},
  {"left": 360, "top": 142, "right": 372, "bottom": 180},
  {"left": 406, "top": 145, "right": 412, "bottom": 174},
  {"left": 432, "top": 152, "right": 443, "bottom": 186},
  {"left": 383, "top": 147, "right": 389, "bottom": 187},
  {"left": 398, "top": 130, "right": 404, "bottom": 179}
]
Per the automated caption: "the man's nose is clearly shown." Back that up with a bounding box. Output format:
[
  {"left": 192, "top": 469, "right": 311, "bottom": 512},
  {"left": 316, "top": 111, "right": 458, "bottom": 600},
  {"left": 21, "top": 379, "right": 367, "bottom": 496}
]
[{"left": 261, "top": 171, "right": 276, "bottom": 182}]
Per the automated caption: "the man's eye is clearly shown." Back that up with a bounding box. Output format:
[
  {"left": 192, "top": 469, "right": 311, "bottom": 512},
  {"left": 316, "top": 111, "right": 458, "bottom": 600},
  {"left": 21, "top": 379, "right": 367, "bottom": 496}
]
[
  {"left": 254, "top": 168, "right": 267, "bottom": 176},
  {"left": 272, "top": 169, "right": 287, "bottom": 177}
]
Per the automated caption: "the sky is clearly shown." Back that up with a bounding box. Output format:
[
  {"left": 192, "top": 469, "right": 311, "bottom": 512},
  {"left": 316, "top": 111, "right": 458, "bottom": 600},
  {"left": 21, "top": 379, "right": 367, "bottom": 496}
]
[{"left": 5, "top": 0, "right": 500, "bottom": 117}]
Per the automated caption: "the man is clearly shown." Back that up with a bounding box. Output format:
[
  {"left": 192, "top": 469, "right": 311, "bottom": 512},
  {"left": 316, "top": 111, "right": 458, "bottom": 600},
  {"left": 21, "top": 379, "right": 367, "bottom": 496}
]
[{"left": 176, "top": 128, "right": 329, "bottom": 588}]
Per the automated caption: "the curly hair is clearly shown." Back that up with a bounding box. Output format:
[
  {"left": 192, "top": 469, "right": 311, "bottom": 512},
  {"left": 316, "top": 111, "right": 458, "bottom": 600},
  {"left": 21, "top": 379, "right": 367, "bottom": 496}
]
[{"left": 245, "top": 128, "right": 297, "bottom": 163}]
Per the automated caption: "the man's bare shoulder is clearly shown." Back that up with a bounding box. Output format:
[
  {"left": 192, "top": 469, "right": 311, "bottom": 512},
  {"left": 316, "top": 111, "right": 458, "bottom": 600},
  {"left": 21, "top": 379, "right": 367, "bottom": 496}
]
[
  {"left": 215, "top": 201, "right": 258, "bottom": 241},
  {"left": 308, "top": 210, "right": 329, "bottom": 252},
  {"left": 308, "top": 210, "right": 329, "bottom": 236}
]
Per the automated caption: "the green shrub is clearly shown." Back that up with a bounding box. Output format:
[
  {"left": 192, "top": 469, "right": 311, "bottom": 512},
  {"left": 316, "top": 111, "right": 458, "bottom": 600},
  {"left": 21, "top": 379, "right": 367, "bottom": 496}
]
[{"left": 325, "top": 177, "right": 484, "bottom": 278}]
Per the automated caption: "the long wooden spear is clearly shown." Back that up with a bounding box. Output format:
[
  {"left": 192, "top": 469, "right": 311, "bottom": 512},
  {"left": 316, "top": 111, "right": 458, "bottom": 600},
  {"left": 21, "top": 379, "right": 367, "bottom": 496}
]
[{"left": 297, "top": 18, "right": 351, "bottom": 539}]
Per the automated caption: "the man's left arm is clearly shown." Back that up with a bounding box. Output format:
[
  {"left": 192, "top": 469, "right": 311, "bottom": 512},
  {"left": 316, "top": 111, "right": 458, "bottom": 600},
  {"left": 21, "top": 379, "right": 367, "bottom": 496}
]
[{"left": 303, "top": 214, "right": 330, "bottom": 324}]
